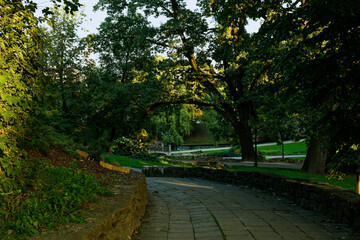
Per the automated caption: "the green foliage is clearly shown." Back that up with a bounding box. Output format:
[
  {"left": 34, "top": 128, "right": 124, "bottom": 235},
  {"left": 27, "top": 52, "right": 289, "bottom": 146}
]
[
  {"left": 0, "top": 1, "right": 43, "bottom": 194},
  {"left": 94, "top": 0, "right": 261, "bottom": 160},
  {"left": 327, "top": 148, "right": 360, "bottom": 174},
  {"left": 152, "top": 105, "right": 192, "bottom": 146},
  {"left": 214, "top": 151, "right": 240, "bottom": 158},
  {"left": 0, "top": 162, "right": 111, "bottom": 239},
  {"left": 204, "top": 109, "right": 237, "bottom": 143},
  {"left": 111, "top": 137, "right": 147, "bottom": 156},
  {"left": 212, "top": 145, "right": 241, "bottom": 158},
  {"left": 251, "top": 0, "right": 360, "bottom": 172}
]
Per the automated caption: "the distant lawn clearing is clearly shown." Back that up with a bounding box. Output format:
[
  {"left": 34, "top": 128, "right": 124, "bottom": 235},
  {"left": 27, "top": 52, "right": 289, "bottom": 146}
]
[
  {"left": 228, "top": 165, "right": 356, "bottom": 192},
  {"left": 173, "top": 141, "right": 307, "bottom": 156},
  {"left": 257, "top": 141, "right": 307, "bottom": 155}
]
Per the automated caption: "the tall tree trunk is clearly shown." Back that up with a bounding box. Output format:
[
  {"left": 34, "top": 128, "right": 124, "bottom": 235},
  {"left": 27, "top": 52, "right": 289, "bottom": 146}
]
[
  {"left": 233, "top": 103, "right": 256, "bottom": 162},
  {"left": 235, "top": 122, "right": 256, "bottom": 162},
  {"left": 302, "top": 135, "right": 327, "bottom": 174}
]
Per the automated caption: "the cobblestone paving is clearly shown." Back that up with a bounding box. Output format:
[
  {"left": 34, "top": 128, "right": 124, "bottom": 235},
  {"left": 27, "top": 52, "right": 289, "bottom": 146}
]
[{"left": 136, "top": 177, "right": 359, "bottom": 240}]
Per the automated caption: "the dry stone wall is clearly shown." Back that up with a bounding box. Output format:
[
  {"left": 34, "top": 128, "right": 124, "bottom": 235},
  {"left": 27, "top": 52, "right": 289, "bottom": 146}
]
[{"left": 32, "top": 173, "right": 148, "bottom": 240}]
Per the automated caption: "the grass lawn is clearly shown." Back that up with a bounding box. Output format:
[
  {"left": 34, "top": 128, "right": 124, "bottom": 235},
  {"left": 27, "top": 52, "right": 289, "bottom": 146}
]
[
  {"left": 172, "top": 149, "right": 224, "bottom": 155},
  {"left": 257, "top": 141, "right": 307, "bottom": 155},
  {"left": 103, "top": 154, "right": 194, "bottom": 169},
  {"left": 173, "top": 141, "right": 307, "bottom": 156},
  {"left": 288, "top": 156, "right": 306, "bottom": 160},
  {"left": 228, "top": 165, "right": 356, "bottom": 192},
  {"left": 202, "top": 149, "right": 231, "bottom": 154}
]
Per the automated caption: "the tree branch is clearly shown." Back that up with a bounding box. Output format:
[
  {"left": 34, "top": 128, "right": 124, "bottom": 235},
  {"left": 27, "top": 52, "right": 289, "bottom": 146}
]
[{"left": 147, "top": 100, "right": 227, "bottom": 117}]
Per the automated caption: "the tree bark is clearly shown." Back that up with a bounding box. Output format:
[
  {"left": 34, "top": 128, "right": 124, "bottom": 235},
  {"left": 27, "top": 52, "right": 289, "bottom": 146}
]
[
  {"left": 302, "top": 135, "right": 327, "bottom": 174},
  {"left": 235, "top": 123, "right": 256, "bottom": 162},
  {"left": 232, "top": 103, "right": 256, "bottom": 162}
]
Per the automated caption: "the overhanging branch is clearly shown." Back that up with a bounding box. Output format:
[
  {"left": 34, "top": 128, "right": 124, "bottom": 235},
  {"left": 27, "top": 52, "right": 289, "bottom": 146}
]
[{"left": 147, "top": 100, "right": 227, "bottom": 117}]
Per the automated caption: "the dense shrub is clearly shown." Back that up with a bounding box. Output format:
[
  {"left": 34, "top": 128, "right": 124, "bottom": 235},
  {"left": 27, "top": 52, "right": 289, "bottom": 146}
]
[
  {"left": 110, "top": 137, "right": 147, "bottom": 156},
  {"left": 327, "top": 148, "right": 360, "bottom": 174},
  {"left": 215, "top": 146, "right": 242, "bottom": 157}
]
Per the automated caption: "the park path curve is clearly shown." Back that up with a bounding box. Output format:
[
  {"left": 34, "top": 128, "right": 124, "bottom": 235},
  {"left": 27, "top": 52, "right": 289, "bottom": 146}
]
[{"left": 135, "top": 177, "right": 357, "bottom": 240}]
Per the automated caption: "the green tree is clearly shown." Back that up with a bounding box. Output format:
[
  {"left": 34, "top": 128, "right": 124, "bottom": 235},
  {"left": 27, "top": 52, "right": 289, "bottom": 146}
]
[
  {"left": 40, "top": 6, "right": 85, "bottom": 129},
  {"left": 0, "top": 1, "right": 41, "bottom": 192},
  {"left": 95, "top": 0, "right": 275, "bottom": 161},
  {"left": 204, "top": 109, "right": 237, "bottom": 144},
  {"left": 251, "top": 0, "right": 360, "bottom": 173},
  {"left": 152, "top": 105, "right": 192, "bottom": 147},
  {"left": 0, "top": 0, "right": 82, "bottom": 192}
]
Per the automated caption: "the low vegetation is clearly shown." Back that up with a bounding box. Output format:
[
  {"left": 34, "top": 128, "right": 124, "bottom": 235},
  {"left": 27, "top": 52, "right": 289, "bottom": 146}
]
[
  {"left": 103, "top": 154, "right": 194, "bottom": 169},
  {"left": 228, "top": 165, "right": 356, "bottom": 192},
  {"left": 256, "top": 141, "right": 307, "bottom": 155},
  {"left": 0, "top": 157, "right": 112, "bottom": 240}
]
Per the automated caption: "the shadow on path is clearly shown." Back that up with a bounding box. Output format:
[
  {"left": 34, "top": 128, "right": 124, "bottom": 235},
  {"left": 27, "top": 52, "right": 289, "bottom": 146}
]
[{"left": 134, "top": 177, "right": 358, "bottom": 240}]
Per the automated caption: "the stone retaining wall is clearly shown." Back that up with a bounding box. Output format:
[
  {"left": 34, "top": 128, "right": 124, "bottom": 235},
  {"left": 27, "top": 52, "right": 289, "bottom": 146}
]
[
  {"left": 32, "top": 173, "right": 148, "bottom": 240},
  {"left": 143, "top": 166, "right": 360, "bottom": 231}
]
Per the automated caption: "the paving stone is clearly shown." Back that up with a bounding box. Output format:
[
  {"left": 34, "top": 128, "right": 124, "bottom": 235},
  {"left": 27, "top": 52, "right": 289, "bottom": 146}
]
[
  {"left": 193, "top": 226, "right": 219, "bottom": 233},
  {"left": 169, "top": 220, "right": 192, "bottom": 224},
  {"left": 136, "top": 177, "right": 355, "bottom": 240},
  {"left": 168, "top": 226, "right": 191, "bottom": 232},
  {"left": 194, "top": 231, "right": 222, "bottom": 238},
  {"left": 140, "top": 231, "right": 167, "bottom": 240},
  {"left": 226, "top": 236, "right": 254, "bottom": 240},
  {"left": 192, "top": 221, "right": 217, "bottom": 228},
  {"left": 195, "top": 236, "right": 223, "bottom": 240},
  {"left": 167, "top": 232, "right": 194, "bottom": 239},
  {"left": 223, "top": 229, "right": 253, "bottom": 237},
  {"left": 279, "top": 231, "right": 309, "bottom": 239}
]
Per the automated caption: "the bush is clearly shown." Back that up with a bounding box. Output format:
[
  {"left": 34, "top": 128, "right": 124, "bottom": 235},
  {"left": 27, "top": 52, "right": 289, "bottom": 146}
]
[
  {"left": 110, "top": 137, "right": 147, "bottom": 156},
  {"left": 215, "top": 146, "right": 242, "bottom": 157},
  {"left": 256, "top": 151, "right": 266, "bottom": 161},
  {"left": 327, "top": 148, "right": 360, "bottom": 174},
  {"left": 215, "top": 151, "right": 241, "bottom": 157}
]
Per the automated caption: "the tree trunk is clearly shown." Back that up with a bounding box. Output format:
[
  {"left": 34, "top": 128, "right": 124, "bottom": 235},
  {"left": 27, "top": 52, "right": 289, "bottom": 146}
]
[
  {"left": 302, "top": 135, "right": 327, "bottom": 174},
  {"left": 236, "top": 123, "right": 256, "bottom": 162},
  {"left": 233, "top": 103, "right": 256, "bottom": 162}
]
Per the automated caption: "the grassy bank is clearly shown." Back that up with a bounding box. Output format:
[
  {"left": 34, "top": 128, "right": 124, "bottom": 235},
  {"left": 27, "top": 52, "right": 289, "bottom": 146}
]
[
  {"left": 103, "top": 155, "right": 194, "bottom": 169},
  {"left": 0, "top": 159, "right": 112, "bottom": 240}
]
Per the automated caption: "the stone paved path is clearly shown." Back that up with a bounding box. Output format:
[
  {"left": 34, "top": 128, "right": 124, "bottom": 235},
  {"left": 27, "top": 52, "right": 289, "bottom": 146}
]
[{"left": 136, "top": 177, "right": 358, "bottom": 240}]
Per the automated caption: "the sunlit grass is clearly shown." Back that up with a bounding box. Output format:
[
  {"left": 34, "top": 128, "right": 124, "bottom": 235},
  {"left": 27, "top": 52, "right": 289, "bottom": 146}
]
[
  {"left": 257, "top": 141, "right": 307, "bottom": 155},
  {"left": 228, "top": 165, "right": 356, "bottom": 192},
  {"left": 173, "top": 141, "right": 307, "bottom": 156},
  {"left": 102, "top": 155, "right": 194, "bottom": 169}
]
